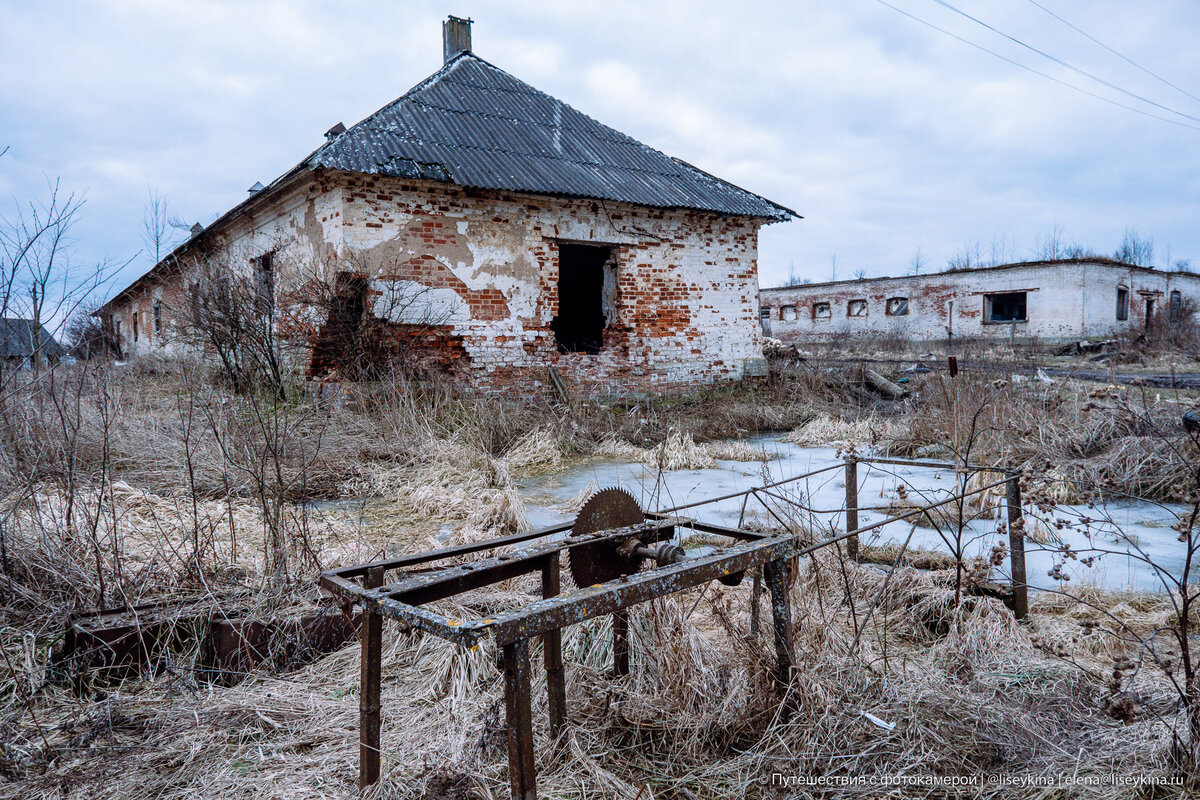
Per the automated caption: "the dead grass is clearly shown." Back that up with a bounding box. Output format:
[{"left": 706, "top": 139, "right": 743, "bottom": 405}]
[
  {"left": 2, "top": 357, "right": 1197, "bottom": 798},
  {"left": 1, "top": 554, "right": 1187, "bottom": 799}
]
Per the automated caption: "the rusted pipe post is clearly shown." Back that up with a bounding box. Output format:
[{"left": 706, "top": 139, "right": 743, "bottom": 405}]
[
  {"left": 541, "top": 553, "right": 566, "bottom": 742},
  {"left": 612, "top": 610, "right": 630, "bottom": 677},
  {"left": 1006, "top": 472, "right": 1029, "bottom": 620},
  {"left": 763, "top": 558, "right": 794, "bottom": 690},
  {"left": 503, "top": 638, "right": 538, "bottom": 800},
  {"left": 750, "top": 567, "right": 762, "bottom": 639},
  {"left": 844, "top": 456, "right": 859, "bottom": 560},
  {"left": 359, "top": 565, "right": 384, "bottom": 788}
]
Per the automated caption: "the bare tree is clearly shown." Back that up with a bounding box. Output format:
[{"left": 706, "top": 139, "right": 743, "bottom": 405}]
[
  {"left": 1115, "top": 228, "right": 1155, "bottom": 267},
  {"left": 908, "top": 247, "right": 926, "bottom": 276},
  {"left": 142, "top": 188, "right": 175, "bottom": 265},
  {"left": 0, "top": 176, "right": 117, "bottom": 384},
  {"left": 1035, "top": 225, "right": 1065, "bottom": 260}
]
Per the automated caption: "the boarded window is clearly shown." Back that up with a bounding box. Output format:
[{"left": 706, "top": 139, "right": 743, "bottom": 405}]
[
  {"left": 1116, "top": 287, "right": 1129, "bottom": 321},
  {"left": 985, "top": 292, "right": 1027, "bottom": 323},
  {"left": 847, "top": 299, "right": 867, "bottom": 317},
  {"left": 781, "top": 305, "right": 797, "bottom": 321},
  {"left": 759, "top": 306, "right": 771, "bottom": 320},
  {"left": 813, "top": 302, "right": 831, "bottom": 320},
  {"left": 885, "top": 297, "right": 908, "bottom": 316}
]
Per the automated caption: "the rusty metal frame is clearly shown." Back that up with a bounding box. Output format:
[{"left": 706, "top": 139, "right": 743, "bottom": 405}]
[
  {"left": 321, "top": 516, "right": 796, "bottom": 800},
  {"left": 321, "top": 456, "right": 1029, "bottom": 799}
]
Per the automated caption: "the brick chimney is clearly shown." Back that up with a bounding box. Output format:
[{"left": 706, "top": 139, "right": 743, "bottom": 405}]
[{"left": 443, "top": 15, "right": 472, "bottom": 63}]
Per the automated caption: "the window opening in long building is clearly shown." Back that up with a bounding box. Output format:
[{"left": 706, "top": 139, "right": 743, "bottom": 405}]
[{"left": 984, "top": 292, "right": 1027, "bottom": 323}]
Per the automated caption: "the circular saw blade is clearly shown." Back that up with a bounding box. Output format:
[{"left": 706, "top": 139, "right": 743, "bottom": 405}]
[{"left": 569, "top": 487, "right": 643, "bottom": 587}]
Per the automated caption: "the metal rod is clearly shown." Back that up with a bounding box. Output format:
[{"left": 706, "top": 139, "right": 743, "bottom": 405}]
[
  {"left": 541, "top": 554, "right": 565, "bottom": 741},
  {"left": 359, "top": 565, "right": 384, "bottom": 789},
  {"left": 654, "top": 463, "right": 844, "bottom": 514},
  {"left": 326, "top": 521, "right": 573, "bottom": 580},
  {"left": 857, "top": 455, "right": 993, "bottom": 473},
  {"left": 750, "top": 567, "right": 762, "bottom": 639},
  {"left": 1006, "top": 473, "right": 1029, "bottom": 620},
  {"left": 763, "top": 558, "right": 794, "bottom": 691},
  {"left": 503, "top": 638, "right": 537, "bottom": 800},
  {"left": 844, "top": 456, "right": 859, "bottom": 560},
  {"left": 612, "top": 610, "right": 630, "bottom": 676}
]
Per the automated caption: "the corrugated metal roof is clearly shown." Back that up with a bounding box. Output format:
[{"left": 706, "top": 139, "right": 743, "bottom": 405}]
[
  {"left": 306, "top": 53, "right": 796, "bottom": 220},
  {"left": 101, "top": 51, "right": 796, "bottom": 313}
]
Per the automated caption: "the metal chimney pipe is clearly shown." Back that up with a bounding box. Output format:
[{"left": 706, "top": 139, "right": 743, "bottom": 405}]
[{"left": 443, "top": 15, "right": 473, "bottom": 63}]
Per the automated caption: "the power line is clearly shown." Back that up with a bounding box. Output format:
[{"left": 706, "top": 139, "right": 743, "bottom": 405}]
[
  {"left": 929, "top": 0, "right": 1200, "bottom": 124},
  {"left": 871, "top": 0, "right": 1200, "bottom": 133},
  {"left": 1025, "top": 0, "right": 1200, "bottom": 107}
]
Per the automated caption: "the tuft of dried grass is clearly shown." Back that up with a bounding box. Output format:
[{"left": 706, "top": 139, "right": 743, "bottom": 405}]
[
  {"left": 593, "top": 429, "right": 770, "bottom": 471},
  {"left": 783, "top": 413, "right": 900, "bottom": 448}
]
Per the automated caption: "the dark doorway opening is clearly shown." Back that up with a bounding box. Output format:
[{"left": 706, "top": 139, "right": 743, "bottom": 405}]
[
  {"left": 310, "top": 272, "right": 367, "bottom": 376},
  {"left": 553, "top": 243, "right": 614, "bottom": 354},
  {"left": 1145, "top": 297, "right": 1155, "bottom": 330}
]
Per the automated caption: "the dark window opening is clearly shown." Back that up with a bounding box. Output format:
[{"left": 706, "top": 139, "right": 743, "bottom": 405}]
[
  {"left": 1171, "top": 290, "right": 1182, "bottom": 322},
  {"left": 1144, "top": 297, "right": 1155, "bottom": 330},
  {"left": 847, "top": 299, "right": 867, "bottom": 317},
  {"left": 132, "top": 311, "right": 139, "bottom": 342},
  {"left": 1116, "top": 287, "right": 1129, "bottom": 321},
  {"left": 254, "top": 251, "right": 276, "bottom": 315},
  {"left": 886, "top": 297, "right": 908, "bottom": 316},
  {"left": 552, "top": 243, "right": 615, "bottom": 354},
  {"left": 812, "top": 302, "right": 831, "bottom": 320},
  {"left": 153, "top": 300, "right": 163, "bottom": 335},
  {"left": 984, "top": 291, "right": 1027, "bottom": 323},
  {"left": 759, "top": 306, "right": 771, "bottom": 320}
]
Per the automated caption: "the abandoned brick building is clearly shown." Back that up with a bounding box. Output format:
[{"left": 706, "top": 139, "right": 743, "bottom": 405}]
[
  {"left": 760, "top": 258, "right": 1200, "bottom": 343},
  {"left": 98, "top": 17, "right": 796, "bottom": 395}
]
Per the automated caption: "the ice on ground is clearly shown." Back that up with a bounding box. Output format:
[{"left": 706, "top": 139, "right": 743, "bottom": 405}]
[{"left": 518, "top": 435, "right": 1191, "bottom": 594}]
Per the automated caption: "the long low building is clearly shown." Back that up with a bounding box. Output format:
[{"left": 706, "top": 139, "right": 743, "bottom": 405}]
[{"left": 759, "top": 258, "right": 1200, "bottom": 343}]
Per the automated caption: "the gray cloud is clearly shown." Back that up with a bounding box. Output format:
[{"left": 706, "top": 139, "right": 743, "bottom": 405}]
[{"left": 2, "top": 0, "right": 1198, "bottom": 296}]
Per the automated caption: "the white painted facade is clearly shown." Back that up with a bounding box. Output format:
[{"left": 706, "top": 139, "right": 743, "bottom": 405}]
[{"left": 759, "top": 260, "right": 1200, "bottom": 343}]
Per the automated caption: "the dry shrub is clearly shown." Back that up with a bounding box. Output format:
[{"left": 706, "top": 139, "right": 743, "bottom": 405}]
[{"left": 877, "top": 371, "right": 1196, "bottom": 502}]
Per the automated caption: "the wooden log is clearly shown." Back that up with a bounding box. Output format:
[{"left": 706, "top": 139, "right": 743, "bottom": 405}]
[{"left": 863, "top": 367, "right": 907, "bottom": 399}]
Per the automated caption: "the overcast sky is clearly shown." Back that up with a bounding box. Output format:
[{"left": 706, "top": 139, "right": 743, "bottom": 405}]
[{"left": 3, "top": 0, "right": 1199, "bottom": 300}]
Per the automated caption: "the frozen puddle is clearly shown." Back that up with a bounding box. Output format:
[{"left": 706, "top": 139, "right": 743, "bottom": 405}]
[{"left": 518, "top": 435, "right": 1191, "bottom": 594}]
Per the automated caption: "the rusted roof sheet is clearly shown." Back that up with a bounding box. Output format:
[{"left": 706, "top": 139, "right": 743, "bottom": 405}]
[{"left": 306, "top": 53, "right": 795, "bottom": 221}]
